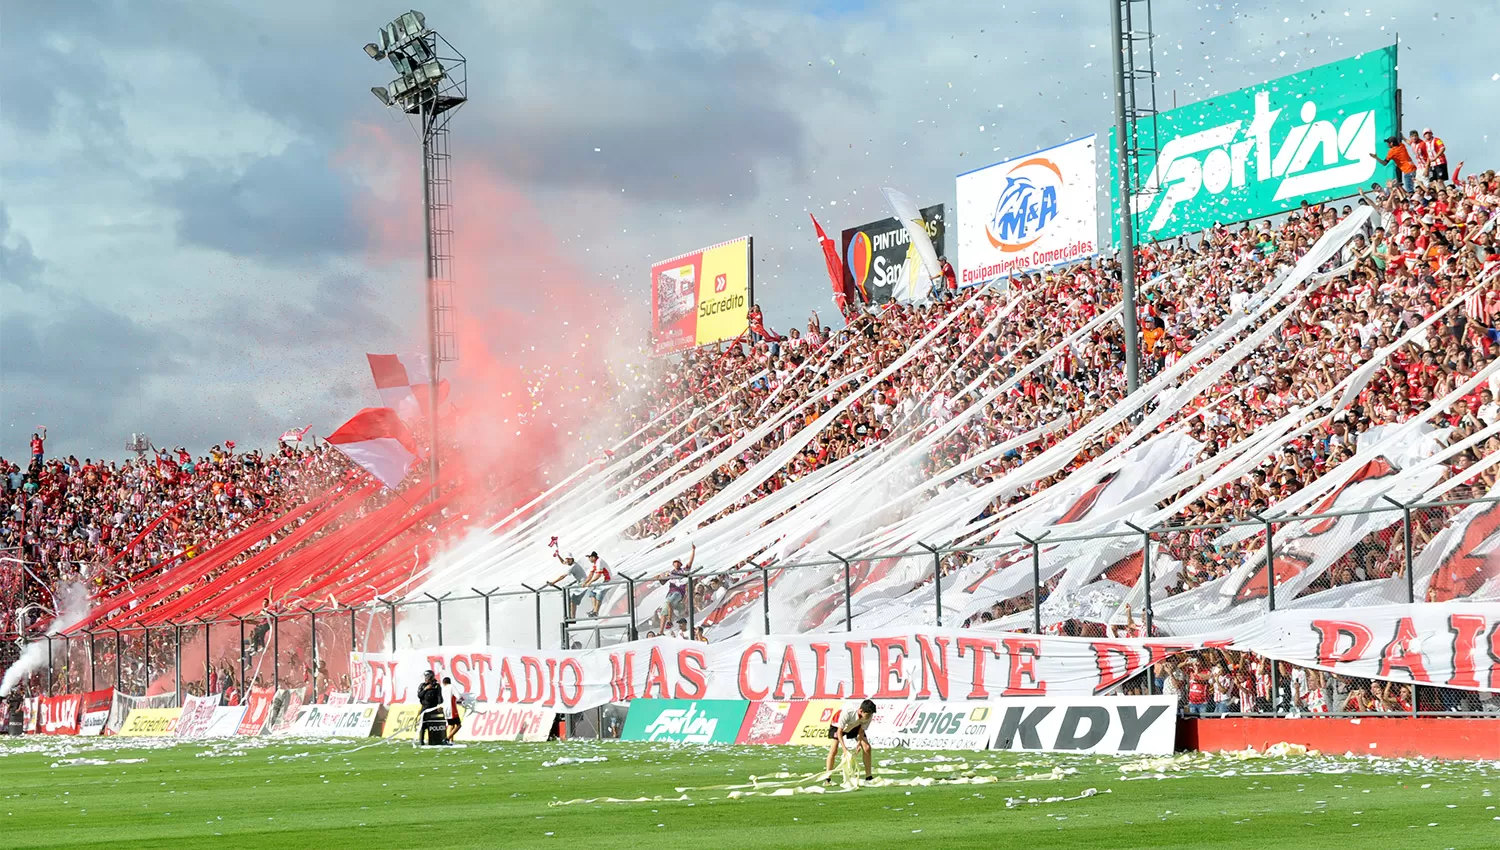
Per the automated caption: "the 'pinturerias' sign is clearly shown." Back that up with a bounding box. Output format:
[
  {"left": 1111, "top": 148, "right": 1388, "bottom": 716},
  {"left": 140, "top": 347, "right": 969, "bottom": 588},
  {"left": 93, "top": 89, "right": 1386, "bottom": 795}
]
[{"left": 1112, "top": 46, "right": 1397, "bottom": 243}]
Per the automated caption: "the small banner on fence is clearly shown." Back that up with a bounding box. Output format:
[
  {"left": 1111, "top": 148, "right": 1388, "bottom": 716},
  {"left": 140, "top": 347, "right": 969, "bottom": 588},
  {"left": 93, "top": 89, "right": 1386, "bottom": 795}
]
[
  {"left": 284, "top": 703, "right": 382, "bottom": 738},
  {"left": 380, "top": 704, "right": 423, "bottom": 739},
  {"left": 176, "top": 693, "right": 221, "bottom": 739},
  {"left": 237, "top": 688, "right": 275, "bottom": 736},
  {"left": 117, "top": 708, "right": 182, "bottom": 737},
  {"left": 78, "top": 689, "right": 114, "bottom": 737},
  {"left": 36, "top": 694, "right": 83, "bottom": 735},
  {"left": 206, "top": 706, "right": 248, "bottom": 738}
]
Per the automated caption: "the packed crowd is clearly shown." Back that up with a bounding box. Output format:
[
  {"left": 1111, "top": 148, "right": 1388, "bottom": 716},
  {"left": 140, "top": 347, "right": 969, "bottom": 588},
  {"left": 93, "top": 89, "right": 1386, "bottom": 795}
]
[
  {"left": 7, "top": 131, "right": 1498, "bottom": 716},
  {"left": 612, "top": 135, "right": 1497, "bottom": 635},
  {"left": 0, "top": 438, "right": 356, "bottom": 632}
]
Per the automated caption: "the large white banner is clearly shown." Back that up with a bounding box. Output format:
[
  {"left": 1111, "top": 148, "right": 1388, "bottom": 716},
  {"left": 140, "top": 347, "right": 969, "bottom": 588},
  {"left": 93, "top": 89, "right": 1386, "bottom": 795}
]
[
  {"left": 956, "top": 135, "right": 1098, "bottom": 286},
  {"left": 352, "top": 603, "right": 1499, "bottom": 716}
]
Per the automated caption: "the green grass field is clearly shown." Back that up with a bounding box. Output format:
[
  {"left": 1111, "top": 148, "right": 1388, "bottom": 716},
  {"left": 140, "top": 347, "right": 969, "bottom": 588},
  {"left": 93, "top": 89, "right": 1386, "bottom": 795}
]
[{"left": 3, "top": 737, "right": 1495, "bottom": 849}]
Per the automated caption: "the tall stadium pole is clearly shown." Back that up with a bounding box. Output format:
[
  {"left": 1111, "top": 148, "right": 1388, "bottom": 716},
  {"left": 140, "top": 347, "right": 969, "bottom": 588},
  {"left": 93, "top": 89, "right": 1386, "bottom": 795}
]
[
  {"left": 420, "top": 101, "right": 441, "bottom": 489},
  {"left": 364, "top": 12, "right": 466, "bottom": 493},
  {"left": 1111, "top": 0, "right": 1141, "bottom": 394}
]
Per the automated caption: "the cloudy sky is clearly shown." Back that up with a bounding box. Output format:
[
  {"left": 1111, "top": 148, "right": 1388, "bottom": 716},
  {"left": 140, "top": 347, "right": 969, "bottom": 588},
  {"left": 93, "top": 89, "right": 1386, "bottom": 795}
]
[{"left": 2, "top": 0, "right": 1496, "bottom": 461}]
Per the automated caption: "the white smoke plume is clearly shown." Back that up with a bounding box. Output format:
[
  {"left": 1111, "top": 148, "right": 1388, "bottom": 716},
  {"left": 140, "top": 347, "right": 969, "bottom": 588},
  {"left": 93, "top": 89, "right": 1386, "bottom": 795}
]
[{"left": 0, "top": 580, "right": 93, "bottom": 697}]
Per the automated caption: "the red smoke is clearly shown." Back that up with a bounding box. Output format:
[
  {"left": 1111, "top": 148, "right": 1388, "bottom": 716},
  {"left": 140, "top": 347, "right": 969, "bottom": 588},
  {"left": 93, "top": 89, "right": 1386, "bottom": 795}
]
[{"left": 343, "top": 122, "right": 645, "bottom": 518}]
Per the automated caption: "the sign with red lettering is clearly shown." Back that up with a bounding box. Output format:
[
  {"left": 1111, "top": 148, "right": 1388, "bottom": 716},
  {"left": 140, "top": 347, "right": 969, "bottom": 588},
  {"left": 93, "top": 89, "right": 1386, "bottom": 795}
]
[
  {"left": 350, "top": 603, "right": 1500, "bottom": 715},
  {"left": 37, "top": 694, "right": 82, "bottom": 735},
  {"left": 455, "top": 703, "right": 552, "bottom": 742}
]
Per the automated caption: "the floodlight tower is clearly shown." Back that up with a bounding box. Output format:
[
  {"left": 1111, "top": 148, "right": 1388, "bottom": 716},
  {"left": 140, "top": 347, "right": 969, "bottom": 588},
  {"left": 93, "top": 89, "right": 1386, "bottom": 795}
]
[{"left": 364, "top": 10, "right": 466, "bottom": 490}]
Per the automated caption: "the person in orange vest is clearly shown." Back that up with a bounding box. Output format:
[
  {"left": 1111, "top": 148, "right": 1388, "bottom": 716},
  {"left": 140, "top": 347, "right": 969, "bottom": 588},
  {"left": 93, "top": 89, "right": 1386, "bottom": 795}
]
[{"left": 1371, "top": 134, "right": 1416, "bottom": 193}]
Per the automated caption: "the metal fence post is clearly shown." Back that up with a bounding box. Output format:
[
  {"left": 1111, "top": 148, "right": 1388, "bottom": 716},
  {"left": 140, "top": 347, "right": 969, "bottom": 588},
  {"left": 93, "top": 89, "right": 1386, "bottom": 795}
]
[
  {"left": 141, "top": 625, "right": 151, "bottom": 694},
  {"left": 1015, "top": 532, "right": 1049, "bottom": 634},
  {"left": 233, "top": 616, "right": 246, "bottom": 690},
  {"left": 86, "top": 630, "right": 96, "bottom": 692},
  {"left": 521, "top": 584, "right": 543, "bottom": 649},
  {"left": 686, "top": 572, "right": 698, "bottom": 639},
  {"left": 173, "top": 622, "right": 184, "bottom": 703},
  {"left": 1382, "top": 496, "right": 1416, "bottom": 603},
  {"left": 760, "top": 564, "right": 771, "bottom": 635},
  {"left": 1125, "top": 521, "right": 1154, "bottom": 640},
  {"left": 45, "top": 636, "right": 53, "bottom": 694},
  {"left": 621, "top": 574, "right": 639, "bottom": 641},
  {"left": 1250, "top": 512, "right": 1277, "bottom": 612},
  {"left": 1249, "top": 513, "right": 1279, "bottom": 715},
  {"left": 426, "top": 593, "right": 450, "bottom": 645},
  {"left": 385, "top": 600, "right": 397, "bottom": 653},
  {"left": 917, "top": 542, "right": 943, "bottom": 627},
  {"left": 198, "top": 618, "right": 211, "bottom": 696},
  {"left": 302, "top": 606, "right": 320, "bottom": 701},
  {"left": 348, "top": 607, "right": 357, "bottom": 658},
  {"left": 829, "top": 551, "right": 853, "bottom": 632},
  {"left": 110, "top": 627, "right": 122, "bottom": 692},
  {"left": 272, "top": 613, "right": 281, "bottom": 691},
  {"left": 471, "top": 588, "right": 496, "bottom": 644}
]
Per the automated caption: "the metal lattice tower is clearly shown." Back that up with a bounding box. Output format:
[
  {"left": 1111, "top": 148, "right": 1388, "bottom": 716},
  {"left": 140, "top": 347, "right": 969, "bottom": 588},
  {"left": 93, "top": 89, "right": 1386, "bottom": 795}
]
[
  {"left": 425, "top": 121, "right": 458, "bottom": 364},
  {"left": 1118, "top": 0, "right": 1162, "bottom": 236}
]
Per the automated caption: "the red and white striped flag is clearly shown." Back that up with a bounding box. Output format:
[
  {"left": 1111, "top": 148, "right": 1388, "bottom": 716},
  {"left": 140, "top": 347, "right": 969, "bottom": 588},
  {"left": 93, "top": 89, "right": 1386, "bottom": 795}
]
[
  {"left": 366, "top": 353, "right": 450, "bottom": 422},
  {"left": 1463, "top": 289, "right": 1488, "bottom": 325},
  {"left": 325, "top": 408, "right": 420, "bottom": 489},
  {"left": 279, "top": 425, "right": 312, "bottom": 444}
]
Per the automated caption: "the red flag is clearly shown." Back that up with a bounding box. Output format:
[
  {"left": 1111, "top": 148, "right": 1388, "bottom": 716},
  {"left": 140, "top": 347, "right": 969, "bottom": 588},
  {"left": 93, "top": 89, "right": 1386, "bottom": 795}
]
[
  {"left": 326, "top": 408, "right": 420, "bottom": 489},
  {"left": 810, "top": 214, "right": 852, "bottom": 321}
]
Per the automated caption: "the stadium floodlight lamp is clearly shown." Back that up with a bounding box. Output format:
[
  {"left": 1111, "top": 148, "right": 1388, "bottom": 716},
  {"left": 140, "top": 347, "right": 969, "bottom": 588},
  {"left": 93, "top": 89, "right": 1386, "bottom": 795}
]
[
  {"left": 363, "top": 42, "right": 385, "bottom": 60},
  {"left": 371, "top": 86, "right": 392, "bottom": 107},
  {"left": 396, "top": 10, "right": 427, "bottom": 41}
]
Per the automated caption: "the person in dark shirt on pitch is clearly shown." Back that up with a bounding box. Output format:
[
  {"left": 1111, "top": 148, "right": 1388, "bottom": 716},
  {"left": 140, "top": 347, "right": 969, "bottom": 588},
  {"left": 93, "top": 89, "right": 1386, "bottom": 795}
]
[{"left": 416, "top": 670, "right": 446, "bottom": 745}]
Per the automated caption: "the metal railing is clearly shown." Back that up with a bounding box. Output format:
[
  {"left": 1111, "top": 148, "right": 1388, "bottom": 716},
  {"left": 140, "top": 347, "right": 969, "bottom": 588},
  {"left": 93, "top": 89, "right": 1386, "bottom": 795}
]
[{"left": 4, "top": 494, "right": 1498, "bottom": 722}]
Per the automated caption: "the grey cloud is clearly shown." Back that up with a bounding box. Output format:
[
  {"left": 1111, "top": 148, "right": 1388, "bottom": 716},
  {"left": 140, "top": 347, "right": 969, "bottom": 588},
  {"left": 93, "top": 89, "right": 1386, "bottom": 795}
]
[
  {"left": 216, "top": 272, "right": 405, "bottom": 349},
  {"left": 0, "top": 205, "right": 44, "bottom": 291},
  {"left": 0, "top": 295, "right": 187, "bottom": 457},
  {"left": 159, "top": 143, "right": 365, "bottom": 261}
]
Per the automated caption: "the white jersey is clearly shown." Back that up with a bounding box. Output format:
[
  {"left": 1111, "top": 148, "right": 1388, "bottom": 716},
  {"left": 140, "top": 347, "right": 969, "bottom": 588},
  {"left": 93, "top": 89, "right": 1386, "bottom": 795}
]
[{"left": 836, "top": 704, "right": 873, "bottom": 737}]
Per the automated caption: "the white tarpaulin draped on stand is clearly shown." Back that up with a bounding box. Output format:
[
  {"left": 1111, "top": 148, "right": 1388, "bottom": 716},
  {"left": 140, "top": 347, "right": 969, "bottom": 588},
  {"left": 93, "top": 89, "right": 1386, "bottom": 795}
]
[{"left": 352, "top": 602, "right": 1499, "bottom": 714}]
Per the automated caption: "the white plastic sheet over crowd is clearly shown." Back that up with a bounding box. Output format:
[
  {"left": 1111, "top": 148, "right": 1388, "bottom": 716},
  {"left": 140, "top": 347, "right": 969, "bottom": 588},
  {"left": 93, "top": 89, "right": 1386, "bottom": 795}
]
[{"left": 410, "top": 207, "right": 1500, "bottom": 643}]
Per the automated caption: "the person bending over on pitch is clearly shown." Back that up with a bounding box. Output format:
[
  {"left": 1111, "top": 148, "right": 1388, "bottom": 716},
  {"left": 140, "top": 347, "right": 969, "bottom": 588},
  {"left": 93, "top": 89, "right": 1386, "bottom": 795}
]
[{"left": 825, "top": 699, "right": 877, "bottom": 784}]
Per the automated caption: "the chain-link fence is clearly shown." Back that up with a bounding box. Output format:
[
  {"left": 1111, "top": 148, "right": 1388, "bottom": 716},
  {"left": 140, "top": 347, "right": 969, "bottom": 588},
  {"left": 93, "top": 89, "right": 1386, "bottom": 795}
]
[{"left": 4, "top": 496, "right": 1498, "bottom": 720}]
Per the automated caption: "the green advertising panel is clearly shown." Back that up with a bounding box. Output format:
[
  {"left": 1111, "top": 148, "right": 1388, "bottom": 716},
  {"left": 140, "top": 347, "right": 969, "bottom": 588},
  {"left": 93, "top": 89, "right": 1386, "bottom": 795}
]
[
  {"left": 620, "top": 699, "right": 749, "bottom": 744},
  {"left": 1112, "top": 46, "right": 1397, "bottom": 244}
]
